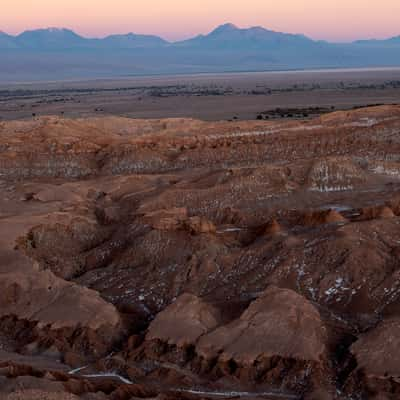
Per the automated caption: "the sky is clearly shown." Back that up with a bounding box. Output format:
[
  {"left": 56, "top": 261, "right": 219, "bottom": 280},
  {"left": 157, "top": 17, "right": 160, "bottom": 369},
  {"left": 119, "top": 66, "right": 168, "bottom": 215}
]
[{"left": 2, "top": 0, "right": 400, "bottom": 42}]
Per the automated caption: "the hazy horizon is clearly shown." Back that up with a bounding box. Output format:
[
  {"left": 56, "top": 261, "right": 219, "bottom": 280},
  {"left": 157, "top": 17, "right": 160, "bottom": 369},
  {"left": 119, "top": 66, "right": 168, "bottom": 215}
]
[{"left": 2, "top": 0, "right": 400, "bottom": 43}]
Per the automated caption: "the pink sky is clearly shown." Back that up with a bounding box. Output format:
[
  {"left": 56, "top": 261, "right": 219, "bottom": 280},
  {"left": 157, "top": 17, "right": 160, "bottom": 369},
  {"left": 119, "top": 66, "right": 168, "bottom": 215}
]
[{"left": 2, "top": 0, "right": 400, "bottom": 42}]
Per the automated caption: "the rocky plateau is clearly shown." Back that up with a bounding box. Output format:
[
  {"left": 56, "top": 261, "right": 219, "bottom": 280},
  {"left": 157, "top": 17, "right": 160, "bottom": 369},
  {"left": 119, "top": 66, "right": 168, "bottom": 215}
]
[{"left": 1, "top": 106, "right": 400, "bottom": 399}]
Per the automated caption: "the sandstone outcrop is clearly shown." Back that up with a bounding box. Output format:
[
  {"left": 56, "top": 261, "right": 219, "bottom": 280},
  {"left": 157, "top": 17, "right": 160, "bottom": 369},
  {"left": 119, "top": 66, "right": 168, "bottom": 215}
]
[
  {"left": 146, "top": 293, "right": 221, "bottom": 347},
  {"left": 1, "top": 106, "right": 400, "bottom": 399},
  {"left": 196, "top": 286, "right": 327, "bottom": 365},
  {"left": 351, "top": 317, "right": 400, "bottom": 396}
]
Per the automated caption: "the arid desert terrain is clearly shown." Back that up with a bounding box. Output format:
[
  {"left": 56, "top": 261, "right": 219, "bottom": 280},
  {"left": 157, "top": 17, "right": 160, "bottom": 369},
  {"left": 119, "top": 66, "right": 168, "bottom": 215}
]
[
  {"left": 1, "top": 68, "right": 400, "bottom": 121},
  {"left": 1, "top": 97, "right": 400, "bottom": 399}
]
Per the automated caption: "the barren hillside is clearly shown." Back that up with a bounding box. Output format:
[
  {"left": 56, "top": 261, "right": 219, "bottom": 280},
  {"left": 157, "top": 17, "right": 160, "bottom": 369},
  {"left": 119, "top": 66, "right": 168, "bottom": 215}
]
[{"left": 1, "top": 106, "right": 400, "bottom": 399}]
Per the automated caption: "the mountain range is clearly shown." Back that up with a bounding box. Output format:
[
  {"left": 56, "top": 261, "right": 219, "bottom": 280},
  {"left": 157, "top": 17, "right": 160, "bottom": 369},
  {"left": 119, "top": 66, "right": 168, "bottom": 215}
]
[{"left": 1, "top": 23, "right": 400, "bottom": 81}]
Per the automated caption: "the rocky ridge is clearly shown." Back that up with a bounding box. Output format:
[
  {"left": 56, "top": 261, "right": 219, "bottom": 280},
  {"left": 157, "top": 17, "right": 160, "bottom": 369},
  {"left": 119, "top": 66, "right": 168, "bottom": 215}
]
[{"left": 1, "top": 106, "right": 400, "bottom": 399}]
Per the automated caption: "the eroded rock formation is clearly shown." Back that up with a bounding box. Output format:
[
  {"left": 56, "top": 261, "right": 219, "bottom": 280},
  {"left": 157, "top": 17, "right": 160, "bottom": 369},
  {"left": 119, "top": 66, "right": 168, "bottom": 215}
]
[{"left": 1, "top": 106, "right": 400, "bottom": 399}]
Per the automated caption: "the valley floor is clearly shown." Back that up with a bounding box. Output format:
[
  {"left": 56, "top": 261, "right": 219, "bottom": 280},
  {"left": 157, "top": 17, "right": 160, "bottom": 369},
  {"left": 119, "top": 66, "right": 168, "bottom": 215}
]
[{"left": 1, "top": 68, "right": 400, "bottom": 121}]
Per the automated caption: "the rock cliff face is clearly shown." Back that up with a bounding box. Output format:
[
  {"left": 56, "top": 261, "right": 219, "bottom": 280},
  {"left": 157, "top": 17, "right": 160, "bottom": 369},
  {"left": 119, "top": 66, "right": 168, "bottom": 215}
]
[{"left": 1, "top": 106, "right": 400, "bottom": 399}]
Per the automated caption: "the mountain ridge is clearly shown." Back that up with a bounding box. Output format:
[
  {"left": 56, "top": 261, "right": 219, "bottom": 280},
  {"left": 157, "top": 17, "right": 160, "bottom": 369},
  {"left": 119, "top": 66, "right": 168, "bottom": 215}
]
[
  {"left": 174, "top": 23, "right": 316, "bottom": 49},
  {"left": 1, "top": 23, "right": 400, "bottom": 81},
  {"left": 1, "top": 23, "right": 399, "bottom": 49}
]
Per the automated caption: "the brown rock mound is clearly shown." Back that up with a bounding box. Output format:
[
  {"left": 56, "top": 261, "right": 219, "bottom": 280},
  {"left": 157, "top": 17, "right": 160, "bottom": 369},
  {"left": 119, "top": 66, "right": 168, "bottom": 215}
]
[
  {"left": 146, "top": 294, "right": 221, "bottom": 347},
  {"left": 263, "top": 218, "right": 282, "bottom": 235},
  {"left": 144, "top": 208, "right": 216, "bottom": 234},
  {"left": 144, "top": 208, "right": 188, "bottom": 231},
  {"left": 351, "top": 317, "right": 400, "bottom": 379},
  {"left": 0, "top": 213, "right": 123, "bottom": 362},
  {"left": 357, "top": 205, "right": 395, "bottom": 221},
  {"left": 386, "top": 197, "right": 400, "bottom": 216},
  {"left": 300, "top": 209, "right": 347, "bottom": 227},
  {"left": 197, "top": 286, "right": 327, "bottom": 365},
  {"left": 185, "top": 216, "right": 217, "bottom": 234}
]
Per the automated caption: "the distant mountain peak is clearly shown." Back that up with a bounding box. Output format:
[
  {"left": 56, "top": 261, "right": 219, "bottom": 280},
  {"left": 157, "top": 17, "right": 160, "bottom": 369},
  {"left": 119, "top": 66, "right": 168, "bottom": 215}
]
[
  {"left": 248, "top": 25, "right": 270, "bottom": 32},
  {"left": 15, "top": 27, "right": 85, "bottom": 49},
  {"left": 101, "top": 32, "right": 168, "bottom": 47},
  {"left": 218, "top": 23, "right": 238, "bottom": 29},
  {"left": 0, "top": 30, "right": 17, "bottom": 49},
  {"left": 175, "top": 22, "right": 314, "bottom": 49},
  {"left": 45, "top": 27, "right": 68, "bottom": 32},
  {"left": 205, "top": 23, "right": 311, "bottom": 40},
  {"left": 210, "top": 23, "right": 239, "bottom": 34},
  {"left": 17, "top": 27, "right": 83, "bottom": 39},
  {"left": 20, "top": 27, "right": 77, "bottom": 34}
]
